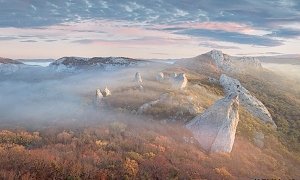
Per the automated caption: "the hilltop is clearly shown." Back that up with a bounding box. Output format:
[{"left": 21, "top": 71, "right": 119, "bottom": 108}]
[{"left": 0, "top": 50, "right": 299, "bottom": 179}]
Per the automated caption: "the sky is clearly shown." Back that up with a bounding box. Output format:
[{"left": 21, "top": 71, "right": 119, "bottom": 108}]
[{"left": 0, "top": 0, "right": 300, "bottom": 59}]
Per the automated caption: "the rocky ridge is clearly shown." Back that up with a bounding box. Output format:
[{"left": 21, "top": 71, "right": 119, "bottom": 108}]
[
  {"left": 50, "top": 56, "right": 143, "bottom": 72},
  {"left": 219, "top": 74, "right": 276, "bottom": 128}
]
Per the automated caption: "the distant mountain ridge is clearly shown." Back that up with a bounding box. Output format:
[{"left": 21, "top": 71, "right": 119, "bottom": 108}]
[
  {"left": 49, "top": 56, "right": 146, "bottom": 72},
  {"left": 0, "top": 57, "right": 23, "bottom": 64},
  {"left": 0, "top": 57, "right": 26, "bottom": 75}
]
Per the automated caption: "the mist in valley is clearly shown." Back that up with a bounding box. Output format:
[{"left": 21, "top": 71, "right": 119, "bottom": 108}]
[
  {"left": 263, "top": 63, "right": 300, "bottom": 82},
  {"left": 0, "top": 63, "right": 168, "bottom": 129},
  {"left": 0, "top": 55, "right": 299, "bottom": 179}
]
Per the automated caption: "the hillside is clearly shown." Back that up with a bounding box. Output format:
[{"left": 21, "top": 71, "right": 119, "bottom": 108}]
[{"left": 0, "top": 50, "right": 299, "bottom": 179}]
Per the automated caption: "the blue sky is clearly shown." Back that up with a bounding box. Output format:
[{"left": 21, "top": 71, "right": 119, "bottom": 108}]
[{"left": 0, "top": 0, "right": 299, "bottom": 59}]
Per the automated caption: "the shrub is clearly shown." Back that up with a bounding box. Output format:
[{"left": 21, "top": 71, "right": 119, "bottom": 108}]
[{"left": 123, "top": 158, "right": 139, "bottom": 177}]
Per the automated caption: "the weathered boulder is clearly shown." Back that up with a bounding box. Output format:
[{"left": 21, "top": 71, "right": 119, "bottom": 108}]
[
  {"left": 101, "top": 87, "right": 111, "bottom": 97},
  {"left": 186, "top": 93, "right": 240, "bottom": 153},
  {"left": 219, "top": 74, "right": 276, "bottom": 128},
  {"left": 135, "top": 72, "right": 143, "bottom": 84},
  {"left": 171, "top": 73, "right": 187, "bottom": 90}
]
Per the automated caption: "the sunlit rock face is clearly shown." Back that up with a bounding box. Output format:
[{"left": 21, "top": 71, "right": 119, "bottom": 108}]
[
  {"left": 101, "top": 87, "right": 111, "bottom": 97},
  {"left": 135, "top": 72, "right": 143, "bottom": 84},
  {"left": 219, "top": 74, "right": 276, "bottom": 128},
  {"left": 171, "top": 73, "right": 187, "bottom": 90},
  {"left": 207, "top": 50, "right": 234, "bottom": 72},
  {"left": 186, "top": 93, "right": 240, "bottom": 153},
  {"left": 208, "top": 50, "right": 263, "bottom": 73}
]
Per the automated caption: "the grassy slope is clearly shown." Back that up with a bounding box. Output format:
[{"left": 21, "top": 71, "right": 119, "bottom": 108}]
[
  {"left": 0, "top": 68, "right": 299, "bottom": 179},
  {"left": 237, "top": 71, "right": 300, "bottom": 152}
]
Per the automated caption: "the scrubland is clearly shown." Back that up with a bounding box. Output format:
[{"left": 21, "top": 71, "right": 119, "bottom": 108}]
[
  {"left": 0, "top": 114, "right": 299, "bottom": 179},
  {"left": 0, "top": 64, "right": 299, "bottom": 179}
]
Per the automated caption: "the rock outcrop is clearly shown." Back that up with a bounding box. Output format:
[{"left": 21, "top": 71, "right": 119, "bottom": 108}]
[
  {"left": 101, "top": 87, "right": 111, "bottom": 97},
  {"left": 135, "top": 72, "right": 143, "bottom": 84},
  {"left": 208, "top": 50, "right": 233, "bottom": 72},
  {"left": 95, "top": 89, "right": 103, "bottom": 103},
  {"left": 171, "top": 73, "right": 187, "bottom": 90},
  {"left": 186, "top": 93, "right": 240, "bottom": 153},
  {"left": 219, "top": 74, "right": 276, "bottom": 128}
]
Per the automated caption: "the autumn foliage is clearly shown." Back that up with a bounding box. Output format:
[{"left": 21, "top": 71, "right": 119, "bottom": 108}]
[{"left": 0, "top": 117, "right": 299, "bottom": 180}]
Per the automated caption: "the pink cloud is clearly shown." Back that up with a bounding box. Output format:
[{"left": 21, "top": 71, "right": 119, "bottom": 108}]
[{"left": 155, "top": 21, "right": 267, "bottom": 35}]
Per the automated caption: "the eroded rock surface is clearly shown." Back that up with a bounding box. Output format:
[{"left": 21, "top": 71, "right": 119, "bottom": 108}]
[
  {"left": 186, "top": 93, "right": 240, "bottom": 153},
  {"left": 208, "top": 50, "right": 233, "bottom": 72},
  {"left": 219, "top": 74, "right": 276, "bottom": 128}
]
